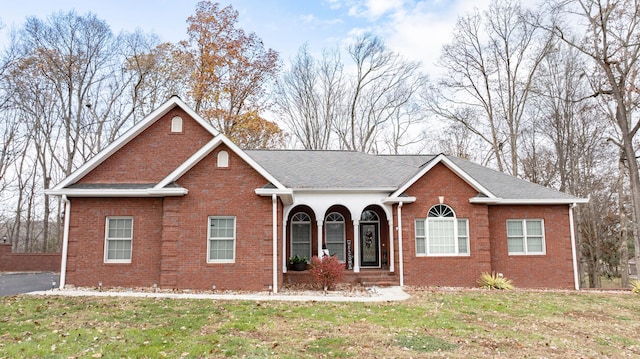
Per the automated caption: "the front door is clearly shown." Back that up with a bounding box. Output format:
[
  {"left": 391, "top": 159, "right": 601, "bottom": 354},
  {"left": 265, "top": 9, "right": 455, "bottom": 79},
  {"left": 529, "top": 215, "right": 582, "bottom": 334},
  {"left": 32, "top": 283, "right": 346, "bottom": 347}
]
[{"left": 360, "top": 223, "right": 379, "bottom": 267}]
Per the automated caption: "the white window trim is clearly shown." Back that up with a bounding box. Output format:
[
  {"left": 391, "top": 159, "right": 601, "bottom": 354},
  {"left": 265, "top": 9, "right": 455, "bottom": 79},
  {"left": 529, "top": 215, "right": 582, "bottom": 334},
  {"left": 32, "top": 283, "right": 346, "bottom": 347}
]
[
  {"left": 207, "top": 216, "right": 236, "bottom": 263},
  {"left": 104, "top": 216, "right": 133, "bottom": 264},
  {"left": 415, "top": 204, "right": 470, "bottom": 257},
  {"left": 507, "top": 219, "right": 546, "bottom": 255}
]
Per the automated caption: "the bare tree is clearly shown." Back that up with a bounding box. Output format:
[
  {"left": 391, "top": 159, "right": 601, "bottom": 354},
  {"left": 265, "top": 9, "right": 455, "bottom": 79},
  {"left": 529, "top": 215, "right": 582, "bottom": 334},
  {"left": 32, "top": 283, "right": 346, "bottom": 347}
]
[
  {"left": 426, "top": 0, "right": 553, "bottom": 176},
  {"left": 338, "top": 34, "right": 425, "bottom": 153},
  {"left": 276, "top": 35, "right": 426, "bottom": 154},
  {"left": 4, "top": 11, "right": 158, "bottom": 251},
  {"left": 274, "top": 45, "right": 344, "bottom": 149},
  {"left": 549, "top": 0, "right": 640, "bottom": 277}
]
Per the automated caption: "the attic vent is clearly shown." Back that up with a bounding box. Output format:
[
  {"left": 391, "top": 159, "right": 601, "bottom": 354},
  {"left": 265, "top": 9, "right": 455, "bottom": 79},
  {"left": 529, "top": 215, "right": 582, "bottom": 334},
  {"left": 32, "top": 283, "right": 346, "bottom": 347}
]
[
  {"left": 217, "top": 150, "right": 229, "bottom": 168},
  {"left": 171, "top": 116, "right": 183, "bottom": 133}
]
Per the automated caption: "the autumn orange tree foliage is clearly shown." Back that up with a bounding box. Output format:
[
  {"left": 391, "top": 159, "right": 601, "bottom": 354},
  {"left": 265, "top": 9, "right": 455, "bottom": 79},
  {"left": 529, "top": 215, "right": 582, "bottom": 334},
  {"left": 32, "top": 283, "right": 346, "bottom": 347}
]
[{"left": 160, "top": 1, "right": 283, "bottom": 148}]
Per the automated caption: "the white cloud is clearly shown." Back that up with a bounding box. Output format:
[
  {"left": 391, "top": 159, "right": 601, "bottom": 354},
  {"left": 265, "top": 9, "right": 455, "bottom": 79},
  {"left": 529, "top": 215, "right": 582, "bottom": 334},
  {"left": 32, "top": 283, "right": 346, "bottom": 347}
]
[
  {"left": 376, "top": 0, "right": 491, "bottom": 75},
  {"left": 347, "top": 0, "right": 406, "bottom": 20},
  {"left": 366, "top": 0, "right": 405, "bottom": 18}
]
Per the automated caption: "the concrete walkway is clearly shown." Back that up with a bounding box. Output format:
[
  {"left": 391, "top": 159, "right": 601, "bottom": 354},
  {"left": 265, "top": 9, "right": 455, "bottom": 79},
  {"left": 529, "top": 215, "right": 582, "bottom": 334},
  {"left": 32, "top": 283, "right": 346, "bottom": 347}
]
[{"left": 28, "top": 285, "right": 410, "bottom": 302}]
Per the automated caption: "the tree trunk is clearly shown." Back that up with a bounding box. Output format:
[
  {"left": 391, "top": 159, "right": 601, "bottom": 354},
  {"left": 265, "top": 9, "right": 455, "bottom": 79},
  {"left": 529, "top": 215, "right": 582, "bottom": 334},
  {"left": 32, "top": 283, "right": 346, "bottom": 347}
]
[{"left": 619, "top": 153, "right": 629, "bottom": 287}]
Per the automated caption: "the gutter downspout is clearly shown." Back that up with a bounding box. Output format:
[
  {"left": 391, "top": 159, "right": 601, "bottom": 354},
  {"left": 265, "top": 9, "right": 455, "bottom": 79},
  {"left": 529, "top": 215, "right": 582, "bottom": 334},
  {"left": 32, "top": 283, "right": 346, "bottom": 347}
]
[
  {"left": 59, "top": 195, "right": 71, "bottom": 289},
  {"left": 569, "top": 203, "right": 579, "bottom": 290},
  {"left": 272, "top": 194, "right": 278, "bottom": 294},
  {"left": 398, "top": 202, "right": 404, "bottom": 287}
]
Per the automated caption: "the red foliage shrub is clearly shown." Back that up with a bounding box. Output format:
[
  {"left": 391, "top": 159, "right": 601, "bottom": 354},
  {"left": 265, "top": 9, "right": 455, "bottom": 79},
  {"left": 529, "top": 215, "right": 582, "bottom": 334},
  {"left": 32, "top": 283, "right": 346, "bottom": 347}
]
[{"left": 309, "top": 255, "right": 345, "bottom": 290}]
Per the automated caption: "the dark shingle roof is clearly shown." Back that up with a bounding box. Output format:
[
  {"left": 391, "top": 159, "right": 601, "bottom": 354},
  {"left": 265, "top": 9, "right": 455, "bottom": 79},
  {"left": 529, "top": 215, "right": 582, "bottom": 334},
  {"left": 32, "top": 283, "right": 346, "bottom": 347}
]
[
  {"left": 246, "top": 150, "right": 420, "bottom": 189},
  {"left": 245, "top": 150, "right": 582, "bottom": 201},
  {"left": 447, "top": 157, "right": 578, "bottom": 200}
]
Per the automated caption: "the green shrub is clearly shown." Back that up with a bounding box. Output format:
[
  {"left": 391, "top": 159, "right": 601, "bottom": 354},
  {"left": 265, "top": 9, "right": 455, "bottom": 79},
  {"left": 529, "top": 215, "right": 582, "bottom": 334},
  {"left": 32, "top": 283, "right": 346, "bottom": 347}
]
[
  {"left": 630, "top": 280, "right": 640, "bottom": 294},
  {"left": 477, "top": 272, "right": 514, "bottom": 290},
  {"left": 309, "top": 255, "right": 345, "bottom": 291},
  {"left": 288, "top": 255, "right": 307, "bottom": 264}
]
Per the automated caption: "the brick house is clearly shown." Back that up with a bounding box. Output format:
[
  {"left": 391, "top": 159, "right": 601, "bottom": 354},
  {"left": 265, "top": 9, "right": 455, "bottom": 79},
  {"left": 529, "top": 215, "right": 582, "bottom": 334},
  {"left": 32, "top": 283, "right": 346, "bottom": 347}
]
[{"left": 47, "top": 96, "right": 588, "bottom": 292}]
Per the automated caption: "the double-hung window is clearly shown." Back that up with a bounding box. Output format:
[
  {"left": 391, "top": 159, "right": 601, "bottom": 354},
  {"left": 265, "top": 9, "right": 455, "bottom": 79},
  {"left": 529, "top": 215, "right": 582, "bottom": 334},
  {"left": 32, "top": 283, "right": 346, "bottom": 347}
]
[
  {"left": 507, "top": 219, "right": 545, "bottom": 255},
  {"left": 208, "top": 216, "right": 236, "bottom": 262},
  {"left": 415, "top": 204, "right": 469, "bottom": 256},
  {"left": 105, "top": 217, "right": 133, "bottom": 263}
]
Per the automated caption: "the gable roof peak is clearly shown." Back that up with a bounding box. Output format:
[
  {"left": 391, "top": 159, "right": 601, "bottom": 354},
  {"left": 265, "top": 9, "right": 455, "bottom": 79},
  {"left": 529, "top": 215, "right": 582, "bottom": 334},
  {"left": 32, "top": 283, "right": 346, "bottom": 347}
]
[{"left": 50, "top": 96, "right": 217, "bottom": 191}]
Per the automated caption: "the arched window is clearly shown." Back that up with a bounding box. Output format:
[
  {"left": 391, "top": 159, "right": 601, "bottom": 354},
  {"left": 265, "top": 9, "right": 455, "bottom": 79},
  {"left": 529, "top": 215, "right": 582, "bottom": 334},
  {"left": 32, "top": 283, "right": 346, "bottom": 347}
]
[
  {"left": 361, "top": 210, "right": 379, "bottom": 222},
  {"left": 217, "top": 150, "right": 229, "bottom": 168},
  {"left": 171, "top": 116, "right": 183, "bottom": 133},
  {"left": 325, "top": 212, "right": 345, "bottom": 261},
  {"left": 290, "top": 212, "right": 311, "bottom": 259},
  {"left": 415, "top": 204, "right": 469, "bottom": 256}
]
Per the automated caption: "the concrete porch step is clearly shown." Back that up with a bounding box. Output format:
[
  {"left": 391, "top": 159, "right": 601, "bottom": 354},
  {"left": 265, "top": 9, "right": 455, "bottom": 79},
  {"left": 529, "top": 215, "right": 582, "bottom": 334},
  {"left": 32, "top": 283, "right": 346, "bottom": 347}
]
[{"left": 283, "top": 268, "right": 399, "bottom": 287}]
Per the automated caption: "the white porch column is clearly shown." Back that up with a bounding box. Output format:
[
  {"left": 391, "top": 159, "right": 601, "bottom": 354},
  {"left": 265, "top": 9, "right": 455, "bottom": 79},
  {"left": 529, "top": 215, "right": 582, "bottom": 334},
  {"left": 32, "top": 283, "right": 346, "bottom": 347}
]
[
  {"left": 317, "top": 220, "right": 323, "bottom": 258},
  {"left": 271, "top": 194, "right": 278, "bottom": 293},
  {"left": 388, "top": 219, "right": 395, "bottom": 272},
  {"left": 59, "top": 196, "right": 71, "bottom": 289},
  {"left": 353, "top": 220, "right": 360, "bottom": 272},
  {"left": 282, "top": 218, "right": 288, "bottom": 273},
  {"left": 397, "top": 202, "right": 404, "bottom": 287},
  {"left": 569, "top": 203, "right": 579, "bottom": 290}
]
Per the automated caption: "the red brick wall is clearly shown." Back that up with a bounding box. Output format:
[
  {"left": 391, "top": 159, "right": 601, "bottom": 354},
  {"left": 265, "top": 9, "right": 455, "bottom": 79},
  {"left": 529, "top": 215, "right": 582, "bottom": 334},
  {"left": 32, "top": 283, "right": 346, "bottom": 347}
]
[
  {"left": 399, "top": 163, "right": 492, "bottom": 287},
  {"left": 158, "top": 144, "right": 279, "bottom": 291},
  {"left": 79, "top": 107, "right": 213, "bottom": 184},
  {"left": 66, "top": 144, "right": 282, "bottom": 292},
  {"left": 396, "top": 162, "right": 575, "bottom": 289},
  {"left": 0, "top": 244, "right": 61, "bottom": 272},
  {"left": 65, "top": 197, "right": 164, "bottom": 288},
  {"left": 488, "top": 205, "right": 574, "bottom": 289}
]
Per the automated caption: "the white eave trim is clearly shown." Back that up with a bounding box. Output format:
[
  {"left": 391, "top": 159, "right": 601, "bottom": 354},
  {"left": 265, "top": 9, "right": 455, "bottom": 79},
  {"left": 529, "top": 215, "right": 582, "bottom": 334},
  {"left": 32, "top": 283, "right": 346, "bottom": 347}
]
[
  {"left": 45, "top": 187, "right": 188, "bottom": 197},
  {"left": 392, "top": 154, "right": 497, "bottom": 199},
  {"left": 291, "top": 187, "right": 397, "bottom": 192},
  {"left": 255, "top": 188, "right": 294, "bottom": 205},
  {"left": 469, "top": 197, "right": 589, "bottom": 205},
  {"left": 383, "top": 196, "right": 417, "bottom": 204}
]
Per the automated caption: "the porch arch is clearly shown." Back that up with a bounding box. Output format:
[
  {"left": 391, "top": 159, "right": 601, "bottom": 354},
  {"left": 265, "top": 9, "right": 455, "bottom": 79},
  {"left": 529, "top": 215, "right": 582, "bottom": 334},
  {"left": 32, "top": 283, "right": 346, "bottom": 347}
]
[{"left": 285, "top": 205, "right": 316, "bottom": 267}]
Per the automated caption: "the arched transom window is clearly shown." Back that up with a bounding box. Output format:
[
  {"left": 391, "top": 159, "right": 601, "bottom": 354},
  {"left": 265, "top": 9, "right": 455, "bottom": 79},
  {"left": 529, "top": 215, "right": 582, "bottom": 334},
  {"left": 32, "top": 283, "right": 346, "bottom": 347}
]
[
  {"left": 290, "top": 212, "right": 311, "bottom": 259},
  {"left": 415, "top": 204, "right": 469, "bottom": 256},
  {"left": 325, "top": 212, "right": 345, "bottom": 261},
  {"left": 361, "top": 210, "right": 379, "bottom": 222}
]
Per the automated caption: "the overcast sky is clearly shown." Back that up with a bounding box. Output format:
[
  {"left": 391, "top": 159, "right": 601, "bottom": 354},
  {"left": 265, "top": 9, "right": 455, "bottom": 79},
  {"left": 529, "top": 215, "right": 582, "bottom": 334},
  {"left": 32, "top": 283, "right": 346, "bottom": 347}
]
[{"left": 0, "top": 0, "right": 490, "bottom": 73}]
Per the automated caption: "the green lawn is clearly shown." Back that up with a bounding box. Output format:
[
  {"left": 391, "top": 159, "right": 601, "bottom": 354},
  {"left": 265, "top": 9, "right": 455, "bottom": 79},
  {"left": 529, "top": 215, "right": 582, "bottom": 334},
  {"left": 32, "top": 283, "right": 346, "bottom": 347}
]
[{"left": 1, "top": 289, "right": 639, "bottom": 358}]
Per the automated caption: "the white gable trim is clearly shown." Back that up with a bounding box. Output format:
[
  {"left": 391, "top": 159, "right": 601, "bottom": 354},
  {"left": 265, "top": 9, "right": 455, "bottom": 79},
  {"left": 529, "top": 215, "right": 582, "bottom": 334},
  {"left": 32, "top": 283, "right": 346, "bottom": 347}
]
[
  {"left": 46, "top": 187, "right": 188, "bottom": 197},
  {"left": 50, "top": 96, "right": 217, "bottom": 191},
  {"left": 155, "top": 134, "right": 287, "bottom": 190},
  {"left": 390, "top": 154, "right": 497, "bottom": 199}
]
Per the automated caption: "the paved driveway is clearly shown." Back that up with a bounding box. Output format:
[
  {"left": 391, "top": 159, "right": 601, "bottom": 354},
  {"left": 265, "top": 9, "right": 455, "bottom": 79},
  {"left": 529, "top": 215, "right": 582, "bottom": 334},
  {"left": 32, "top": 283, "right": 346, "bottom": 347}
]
[{"left": 0, "top": 272, "right": 60, "bottom": 296}]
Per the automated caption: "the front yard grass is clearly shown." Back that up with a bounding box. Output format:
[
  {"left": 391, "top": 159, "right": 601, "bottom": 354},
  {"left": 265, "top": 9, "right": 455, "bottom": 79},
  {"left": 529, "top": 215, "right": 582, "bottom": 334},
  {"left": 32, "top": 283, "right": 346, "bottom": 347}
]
[{"left": 1, "top": 288, "right": 640, "bottom": 358}]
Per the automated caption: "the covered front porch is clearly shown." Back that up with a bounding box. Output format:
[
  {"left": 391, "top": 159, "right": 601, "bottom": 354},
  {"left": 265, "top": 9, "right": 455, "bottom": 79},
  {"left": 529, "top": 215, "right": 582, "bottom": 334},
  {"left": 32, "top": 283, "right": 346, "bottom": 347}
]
[{"left": 280, "top": 191, "right": 405, "bottom": 287}]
